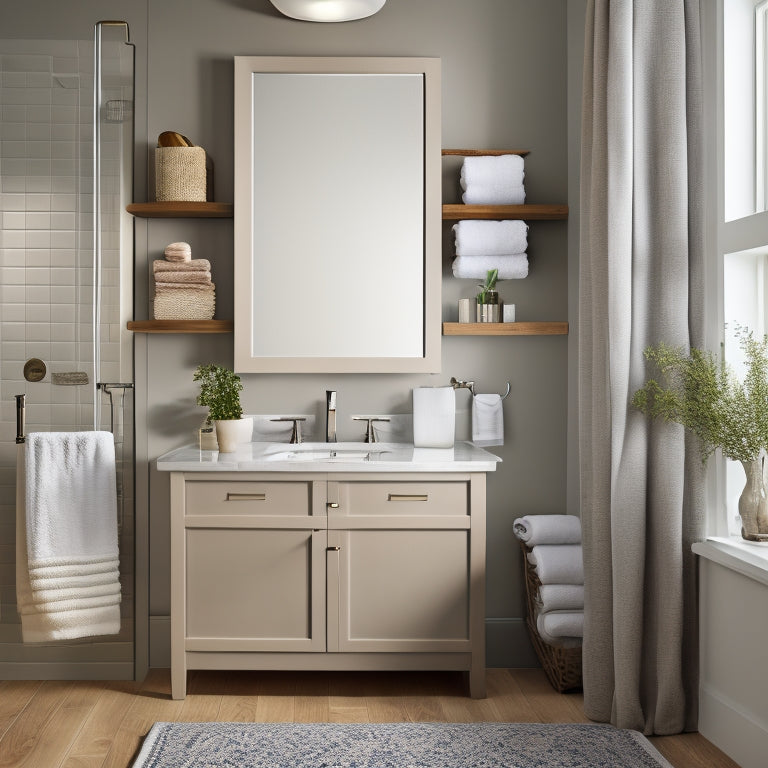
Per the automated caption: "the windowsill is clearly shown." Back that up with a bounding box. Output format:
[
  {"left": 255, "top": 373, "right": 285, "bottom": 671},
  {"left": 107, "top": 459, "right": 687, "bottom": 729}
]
[{"left": 692, "top": 536, "right": 768, "bottom": 586}]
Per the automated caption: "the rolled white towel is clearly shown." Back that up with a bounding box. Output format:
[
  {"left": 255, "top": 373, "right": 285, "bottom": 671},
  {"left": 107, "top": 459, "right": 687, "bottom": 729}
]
[
  {"left": 527, "top": 544, "right": 583, "bottom": 585},
  {"left": 513, "top": 514, "right": 582, "bottom": 546},
  {"left": 453, "top": 220, "right": 528, "bottom": 257},
  {"left": 537, "top": 584, "right": 585, "bottom": 613},
  {"left": 460, "top": 154, "right": 526, "bottom": 205},
  {"left": 452, "top": 254, "right": 528, "bottom": 280},
  {"left": 537, "top": 611, "right": 584, "bottom": 642}
]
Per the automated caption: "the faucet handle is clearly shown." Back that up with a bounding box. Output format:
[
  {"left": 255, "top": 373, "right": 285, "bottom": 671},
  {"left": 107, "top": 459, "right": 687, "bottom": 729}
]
[
  {"left": 270, "top": 416, "right": 306, "bottom": 444},
  {"left": 352, "top": 415, "right": 390, "bottom": 443}
]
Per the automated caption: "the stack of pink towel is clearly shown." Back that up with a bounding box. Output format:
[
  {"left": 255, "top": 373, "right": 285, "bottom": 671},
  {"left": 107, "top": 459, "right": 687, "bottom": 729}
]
[{"left": 153, "top": 241, "right": 215, "bottom": 320}]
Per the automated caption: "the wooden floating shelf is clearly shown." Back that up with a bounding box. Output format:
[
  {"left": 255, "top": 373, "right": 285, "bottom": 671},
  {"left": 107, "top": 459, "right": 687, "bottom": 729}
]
[
  {"left": 127, "top": 320, "right": 234, "bottom": 334},
  {"left": 442, "top": 204, "right": 568, "bottom": 220},
  {"left": 442, "top": 148, "right": 530, "bottom": 157},
  {"left": 126, "top": 202, "right": 233, "bottom": 218},
  {"left": 443, "top": 322, "right": 569, "bottom": 336}
]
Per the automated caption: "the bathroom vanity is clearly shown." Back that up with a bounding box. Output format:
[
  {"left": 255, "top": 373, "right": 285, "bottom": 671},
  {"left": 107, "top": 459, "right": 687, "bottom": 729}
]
[{"left": 157, "top": 442, "right": 500, "bottom": 699}]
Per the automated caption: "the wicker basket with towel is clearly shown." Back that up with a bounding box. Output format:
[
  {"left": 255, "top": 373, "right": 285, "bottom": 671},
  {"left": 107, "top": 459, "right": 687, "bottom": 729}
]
[
  {"left": 513, "top": 514, "right": 583, "bottom": 692},
  {"left": 155, "top": 131, "right": 212, "bottom": 202}
]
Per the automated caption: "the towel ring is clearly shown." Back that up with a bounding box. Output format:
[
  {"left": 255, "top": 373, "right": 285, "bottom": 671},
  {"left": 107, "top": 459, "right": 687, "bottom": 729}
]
[
  {"left": 450, "top": 377, "right": 511, "bottom": 400},
  {"left": 500, "top": 382, "right": 511, "bottom": 400}
]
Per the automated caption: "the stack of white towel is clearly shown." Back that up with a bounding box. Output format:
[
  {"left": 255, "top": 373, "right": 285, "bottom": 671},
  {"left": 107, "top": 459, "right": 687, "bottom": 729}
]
[
  {"left": 153, "top": 241, "right": 216, "bottom": 320},
  {"left": 513, "top": 514, "right": 584, "bottom": 647},
  {"left": 452, "top": 219, "right": 529, "bottom": 280},
  {"left": 461, "top": 154, "right": 525, "bottom": 205},
  {"left": 16, "top": 432, "right": 121, "bottom": 642}
]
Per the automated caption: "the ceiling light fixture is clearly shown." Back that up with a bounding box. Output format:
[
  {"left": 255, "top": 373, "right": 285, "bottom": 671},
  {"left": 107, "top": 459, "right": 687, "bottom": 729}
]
[{"left": 269, "top": 0, "right": 386, "bottom": 22}]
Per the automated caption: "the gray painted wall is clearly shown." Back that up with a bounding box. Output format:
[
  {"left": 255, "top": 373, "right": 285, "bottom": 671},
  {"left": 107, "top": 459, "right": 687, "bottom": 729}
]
[{"left": 2, "top": 0, "right": 571, "bottom": 670}]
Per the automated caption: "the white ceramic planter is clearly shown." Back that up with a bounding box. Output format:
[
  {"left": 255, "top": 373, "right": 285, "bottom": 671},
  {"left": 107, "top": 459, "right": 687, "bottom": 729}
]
[{"left": 214, "top": 417, "right": 253, "bottom": 453}]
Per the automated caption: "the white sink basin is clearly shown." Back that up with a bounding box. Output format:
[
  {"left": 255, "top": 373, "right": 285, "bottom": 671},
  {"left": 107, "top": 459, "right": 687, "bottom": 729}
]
[{"left": 262, "top": 442, "right": 393, "bottom": 463}]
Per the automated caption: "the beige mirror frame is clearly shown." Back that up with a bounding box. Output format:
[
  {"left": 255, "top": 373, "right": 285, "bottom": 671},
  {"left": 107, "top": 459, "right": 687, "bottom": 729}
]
[{"left": 233, "top": 56, "right": 441, "bottom": 373}]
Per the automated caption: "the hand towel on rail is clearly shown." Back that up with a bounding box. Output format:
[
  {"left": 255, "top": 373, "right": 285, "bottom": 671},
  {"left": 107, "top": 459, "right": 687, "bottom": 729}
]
[
  {"left": 460, "top": 154, "right": 526, "bottom": 204},
  {"left": 472, "top": 393, "right": 503, "bottom": 447},
  {"left": 453, "top": 220, "right": 529, "bottom": 257},
  {"left": 513, "top": 514, "right": 582, "bottom": 546},
  {"left": 527, "top": 544, "right": 584, "bottom": 585},
  {"left": 452, "top": 254, "right": 528, "bottom": 280},
  {"left": 15, "top": 432, "right": 120, "bottom": 642}
]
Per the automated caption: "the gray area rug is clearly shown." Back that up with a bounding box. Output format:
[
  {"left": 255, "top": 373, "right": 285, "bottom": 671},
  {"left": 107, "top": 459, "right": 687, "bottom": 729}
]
[{"left": 131, "top": 721, "right": 673, "bottom": 768}]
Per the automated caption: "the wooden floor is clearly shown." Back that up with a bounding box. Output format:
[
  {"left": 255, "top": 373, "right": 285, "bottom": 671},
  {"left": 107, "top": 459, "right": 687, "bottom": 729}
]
[{"left": 0, "top": 668, "right": 740, "bottom": 768}]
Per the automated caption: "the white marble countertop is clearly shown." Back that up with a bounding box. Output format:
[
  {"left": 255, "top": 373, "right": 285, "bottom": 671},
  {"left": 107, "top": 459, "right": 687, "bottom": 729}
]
[{"left": 156, "top": 441, "right": 502, "bottom": 473}]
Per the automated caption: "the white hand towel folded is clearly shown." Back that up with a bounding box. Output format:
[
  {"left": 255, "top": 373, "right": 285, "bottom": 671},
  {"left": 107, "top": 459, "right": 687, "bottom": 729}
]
[
  {"left": 461, "top": 155, "right": 526, "bottom": 204},
  {"left": 513, "top": 514, "right": 582, "bottom": 545},
  {"left": 16, "top": 432, "right": 121, "bottom": 642},
  {"left": 453, "top": 220, "right": 529, "bottom": 257},
  {"left": 452, "top": 254, "right": 528, "bottom": 280},
  {"left": 537, "top": 584, "right": 585, "bottom": 613},
  {"left": 472, "top": 394, "right": 503, "bottom": 447},
  {"left": 536, "top": 610, "right": 584, "bottom": 642},
  {"left": 527, "top": 544, "right": 584, "bottom": 585}
]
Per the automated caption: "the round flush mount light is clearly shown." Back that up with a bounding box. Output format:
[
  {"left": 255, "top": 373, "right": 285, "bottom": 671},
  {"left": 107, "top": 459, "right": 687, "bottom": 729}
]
[{"left": 269, "top": 0, "right": 386, "bottom": 22}]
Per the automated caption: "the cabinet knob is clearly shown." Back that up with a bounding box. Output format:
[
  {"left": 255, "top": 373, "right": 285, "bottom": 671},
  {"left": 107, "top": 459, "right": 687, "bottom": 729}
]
[{"left": 327, "top": 502, "right": 339, "bottom": 509}]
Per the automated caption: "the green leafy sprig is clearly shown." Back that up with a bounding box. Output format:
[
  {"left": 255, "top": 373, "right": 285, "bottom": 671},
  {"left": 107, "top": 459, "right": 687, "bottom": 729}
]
[
  {"left": 476, "top": 268, "right": 499, "bottom": 304},
  {"left": 193, "top": 363, "right": 244, "bottom": 421},
  {"left": 632, "top": 327, "right": 768, "bottom": 462}
]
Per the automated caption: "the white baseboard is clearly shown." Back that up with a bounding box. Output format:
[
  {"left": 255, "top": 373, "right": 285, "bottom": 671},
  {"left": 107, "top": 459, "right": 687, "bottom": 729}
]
[
  {"left": 148, "top": 615, "right": 540, "bottom": 670},
  {"left": 699, "top": 683, "right": 768, "bottom": 768}
]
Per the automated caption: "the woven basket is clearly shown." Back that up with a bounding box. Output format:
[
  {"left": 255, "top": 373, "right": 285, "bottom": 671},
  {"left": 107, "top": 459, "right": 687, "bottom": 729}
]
[
  {"left": 519, "top": 540, "right": 583, "bottom": 693},
  {"left": 155, "top": 146, "right": 206, "bottom": 202}
]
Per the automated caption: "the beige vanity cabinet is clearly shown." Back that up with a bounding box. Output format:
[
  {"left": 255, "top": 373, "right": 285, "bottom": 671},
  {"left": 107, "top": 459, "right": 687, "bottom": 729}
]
[{"left": 170, "top": 471, "right": 486, "bottom": 700}]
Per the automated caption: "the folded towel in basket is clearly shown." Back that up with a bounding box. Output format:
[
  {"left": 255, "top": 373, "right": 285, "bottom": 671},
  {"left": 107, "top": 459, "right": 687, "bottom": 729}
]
[
  {"left": 527, "top": 544, "right": 584, "bottom": 585},
  {"left": 452, "top": 254, "right": 528, "bottom": 280},
  {"left": 460, "top": 154, "right": 526, "bottom": 205},
  {"left": 537, "top": 584, "right": 585, "bottom": 613},
  {"left": 16, "top": 432, "right": 121, "bottom": 642},
  {"left": 453, "top": 220, "right": 528, "bottom": 257},
  {"left": 513, "top": 514, "right": 582, "bottom": 546},
  {"left": 537, "top": 610, "right": 584, "bottom": 643}
]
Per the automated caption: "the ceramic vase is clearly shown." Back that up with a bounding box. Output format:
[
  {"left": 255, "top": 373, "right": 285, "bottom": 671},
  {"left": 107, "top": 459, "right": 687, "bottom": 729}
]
[
  {"left": 214, "top": 417, "right": 253, "bottom": 453},
  {"left": 738, "top": 453, "right": 768, "bottom": 541}
]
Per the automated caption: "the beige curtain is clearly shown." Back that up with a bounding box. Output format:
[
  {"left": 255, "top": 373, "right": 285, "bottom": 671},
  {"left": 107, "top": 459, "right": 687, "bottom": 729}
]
[{"left": 579, "top": 0, "right": 705, "bottom": 735}]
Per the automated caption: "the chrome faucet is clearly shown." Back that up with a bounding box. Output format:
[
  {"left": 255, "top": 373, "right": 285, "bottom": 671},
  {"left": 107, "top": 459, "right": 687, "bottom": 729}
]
[{"left": 326, "top": 390, "right": 337, "bottom": 443}]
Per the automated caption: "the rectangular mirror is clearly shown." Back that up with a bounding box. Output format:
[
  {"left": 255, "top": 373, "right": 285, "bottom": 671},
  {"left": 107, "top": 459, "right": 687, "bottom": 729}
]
[{"left": 234, "top": 57, "right": 441, "bottom": 373}]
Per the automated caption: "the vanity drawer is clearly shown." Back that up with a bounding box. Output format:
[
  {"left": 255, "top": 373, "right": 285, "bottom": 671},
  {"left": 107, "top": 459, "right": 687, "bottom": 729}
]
[
  {"left": 185, "top": 480, "right": 315, "bottom": 518},
  {"left": 334, "top": 481, "right": 469, "bottom": 518}
]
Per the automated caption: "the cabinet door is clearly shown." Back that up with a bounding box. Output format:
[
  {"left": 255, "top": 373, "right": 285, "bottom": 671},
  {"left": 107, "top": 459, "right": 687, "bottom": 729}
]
[
  {"left": 185, "top": 526, "right": 327, "bottom": 652},
  {"left": 328, "top": 480, "right": 472, "bottom": 653}
]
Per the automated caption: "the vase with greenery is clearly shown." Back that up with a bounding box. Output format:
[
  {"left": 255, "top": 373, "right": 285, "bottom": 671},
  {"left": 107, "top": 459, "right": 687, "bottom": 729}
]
[
  {"left": 476, "top": 268, "right": 500, "bottom": 322},
  {"left": 632, "top": 327, "right": 768, "bottom": 540},
  {"left": 193, "top": 363, "right": 248, "bottom": 452}
]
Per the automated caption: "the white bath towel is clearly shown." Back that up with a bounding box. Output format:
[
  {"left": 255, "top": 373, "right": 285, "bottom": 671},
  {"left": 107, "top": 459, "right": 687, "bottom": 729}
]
[
  {"left": 453, "top": 220, "right": 529, "bottom": 257},
  {"left": 537, "top": 584, "right": 585, "bottom": 613},
  {"left": 537, "top": 611, "right": 584, "bottom": 641},
  {"left": 452, "top": 254, "right": 529, "bottom": 280},
  {"left": 527, "top": 544, "right": 584, "bottom": 585},
  {"left": 472, "top": 393, "right": 504, "bottom": 447},
  {"left": 16, "top": 432, "right": 121, "bottom": 642},
  {"left": 460, "top": 154, "right": 526, "bottom": 204},
  {"left": 513, "top": 514, "right": 582, "bottom": 546}
]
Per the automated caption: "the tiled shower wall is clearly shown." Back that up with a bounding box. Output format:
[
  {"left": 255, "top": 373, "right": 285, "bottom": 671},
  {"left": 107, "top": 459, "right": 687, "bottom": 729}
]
[{"left": 0, "top": 37, "right": 134, "bottom": 672}]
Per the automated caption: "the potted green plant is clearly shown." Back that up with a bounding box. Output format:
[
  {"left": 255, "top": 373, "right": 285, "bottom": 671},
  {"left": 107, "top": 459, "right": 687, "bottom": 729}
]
[
  {"left": 476, "top": 268, "right": 500, "bottom": 323},
  {"left": 193, "top": 363, "right": 251, "bottom": 452},
  {"left": 632, "top": 327, "right": 768, "bottom": 540}
]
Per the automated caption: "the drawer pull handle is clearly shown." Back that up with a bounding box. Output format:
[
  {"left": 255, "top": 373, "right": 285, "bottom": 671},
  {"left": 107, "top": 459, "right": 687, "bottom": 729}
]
[
  {"left": 327, "top": 546, "right": 341, "bottom": 552},
  {"left": 327, "top": 502, "right": 339, "bottom": 509},
  {"left": 226, "top": 492, "right": 266, "bottom": 501},
  {"left": 387, "top": 494, "right": 429, "bottom": 502}
]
